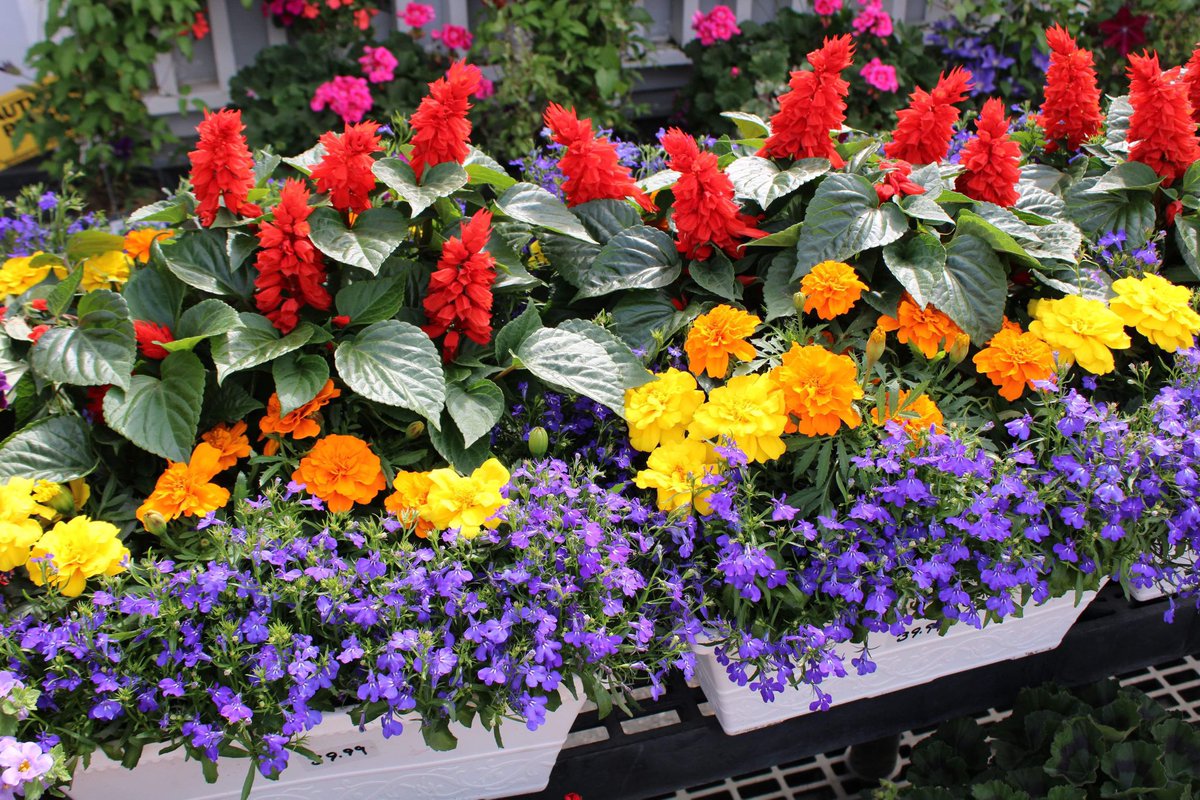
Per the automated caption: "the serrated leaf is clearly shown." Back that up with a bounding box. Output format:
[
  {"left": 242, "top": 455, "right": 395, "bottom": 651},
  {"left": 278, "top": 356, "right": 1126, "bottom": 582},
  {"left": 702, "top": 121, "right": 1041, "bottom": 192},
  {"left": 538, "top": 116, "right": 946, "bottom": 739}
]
[
  {"left": 427, "top": 407, "right": 491, "bottom": 473},
  {"left": 175, "top": 299, "right": 241, "bottom": 342},
  {"left": 610, "top": 291, "right": 685, "bottom": 354},
  {"left": 129, "top": 198, "right": 189, "bottom": 224},
  {"left": 335, "top": 278, "right": 406, "bottom": 326},
  {"left": 744, "top": 223, "right": 803, "bottom": 249},
  {"left": 31, "top": 291, "right": 135, "bottom": 389},
  {"left": 516, "top": 327, "right": 631, "bottom": 414},
  {"left": 464, "top": 148, "right": 516, "bottom": 190},
  {"left": 725, "top": 156, "right": 828, "bottom": 207},
  {"left": 102, "top": 351, "right": 206, "bottom": 462},
  {"left": 1090, "top": 161, "right": 1162, "bottom": 194},
  {"left": 334, "top": 320, "right": 445, "bottom": 422},
  {"left": 764, "top": 251, "right": 800, "bottom": 321},
  {"left": 46, "top": 266, "right": 84, "bottom": 316},
  {"left": 203, "top": 381, "right": 263, "bottom": 424},
  {"left": 123, "top": 267, "right": 185, "bottom": 328},
  {"left": 571, "top": 226, "right": 681, "bottom": 299},
  {"left": 793, "top": 173, "right": 908, "bottom": 279},
  {"left": 571, "top": 199, "right": 642, "bottom": 243},
  {"left": 372, "top": 159, "right": 468, "bottom": 217},
  {"left": 210, "top": 314, "right": 315, "bottom": 383},
  {"left": 1015, "top": 184, "right": 1067, "bottom": 221},
  {"left": 720, "top": 111, "right": 770, "bottom": 138},
  {"left": 901, "top": 193, "right": 955, "bottom": 224},
  {"left": 282, "top": 142, "right": 327, "bottom": 175},
  {"left": 1065, "top": 176, "right": 1156, "bottom": 248},
  {"left": 227, "top": 230, "right": 258, "bottom": 272},
  {"left": 446, "top": 380, "right": 504, "bottom": 447},
  {"left": 0, "top": 415, "right": 97, "bottom": 481},
  {"left": 493, "top": 303, "right": 542, "bottom": 365},
  {"left": 495, "top": 182, "right": 597, "bottom": 243},
  {"left": 557, "top": 320, "right": 652, "bottom": 391},
  {"left": 273, "top": 352, "right": 330, "bottom": 415},
  {"left": 155, "top": 230, "right": 255, "bottom": 298},
  {"left": 689, "top": 252, "right": 742, "bottom": 301},
  {"left": 1175, "top": 217, "right": 1200, "bottom": 280},
  {"left": 308, "top": 207, "right": 407, "bottom": 275},
  {"left": 638, "top": 170, "right": 680, "bottom": 194}
]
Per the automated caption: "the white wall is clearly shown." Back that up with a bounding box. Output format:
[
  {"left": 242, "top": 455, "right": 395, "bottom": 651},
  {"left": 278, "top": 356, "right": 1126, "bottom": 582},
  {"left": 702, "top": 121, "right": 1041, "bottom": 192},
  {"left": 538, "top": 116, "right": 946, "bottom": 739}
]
[{"left": 0, "top": 0, "right": 44, "bottom": 95}]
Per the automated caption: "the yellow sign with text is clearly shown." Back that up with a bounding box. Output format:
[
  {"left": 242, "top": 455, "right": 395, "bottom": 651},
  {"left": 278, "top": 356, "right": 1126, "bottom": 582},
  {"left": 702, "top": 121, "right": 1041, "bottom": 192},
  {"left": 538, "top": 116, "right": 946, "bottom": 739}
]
[{"left": 0, "top": 87, "right": 42, "bottom": 172}]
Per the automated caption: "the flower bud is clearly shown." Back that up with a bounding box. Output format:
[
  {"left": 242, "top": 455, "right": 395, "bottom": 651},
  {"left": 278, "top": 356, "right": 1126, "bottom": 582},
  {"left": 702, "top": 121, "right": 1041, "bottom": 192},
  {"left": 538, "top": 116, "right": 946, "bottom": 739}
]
[
  {"left": 947, "top": 333, "right": 971, "bottom": 365},
  {"left": 405, "top": 421, "right": 425, "bottom": 440},
  {"left": 528, "top": 426, "right": 549, "bottom": 457},
  {"left": 792, "top": 291, "right": 808, "bottom": 314},
  {"left": 864, "top": 326, "right": 887, "bottom": 370},
  {"left": 141, "top": 510, "right": 168, "bottom": 536},
  {"left": 46, "top": 484, "right": 77, "bottom": 515}
]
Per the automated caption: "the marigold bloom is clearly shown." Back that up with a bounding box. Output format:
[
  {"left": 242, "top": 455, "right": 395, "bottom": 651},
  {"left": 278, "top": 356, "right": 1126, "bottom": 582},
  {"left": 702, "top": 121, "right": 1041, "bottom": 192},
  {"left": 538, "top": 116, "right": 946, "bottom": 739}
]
[
  {"left": 134, "top": 320, "right": 174, "bottom": 360},
  {"left": 254, "top": 178, "right": 331, "bottom": 334},
  {"left": 423, "top": 458, "right": 510, "bottom": 538},
  {"left": 259, "top": 379, "right": 342, "bottom": 451},
  {"left": 201, "top": 421, "right": 252, "bottom": 471},
  {"left": 760, "top": 35, "right": 855, "bottom": 166},
  {"left": 423, "top": 210, "right": 496, "bottom": 361},
  {"left": 1110, "top": 273, "right": 1200, "bottom": 352},
  {"left": 75, "top": 251, "right": 132, "bottom": 291},
  {"left": 136, "top": 443, "right": 231, "bottom": 525},
  {"left": 1186, "top": 45, "right": 1200, "bottom": 125},
  {"left": 384, "top": 470, "right": 435, "bottom": 537},
  {"left": 544, "top": 103, "right": 654, "bottom": 211},
  {"left": 188, "top": 109, "right": 261, "bottom": 227},
  {"left": 634, "top": 438, "right": 720, "bottom": 515},
  {"left": 955, "top": 98, "right": 1021, "bottom": 207},
  {"left": 771, "top": 343, "right": 863, "bottom": 435},
  {"left": 800, "top": 260, "right": 867, "bottom": 319},
  {"left": 0, "top": 253, "right": 51, "bottom": 297},
  {"left": 26, "top": 516, "right": 129, "bottom": 597},
  {"left": 409, "top": 61, "right": 482, "bottom": 180},
  {"left": 874, "top": 159, "right": 925, "bottom": 202},
  {"left": 1127, "top": 50, "right": 1200, "bottom": 185},
  {"left": 688, "top": 374, "right": 788, "bottom": 463},
  {"left": 292, "top": 434, "right": 386, "bottom": 513},
  {"left": 661, "top": 128, "right": 764, "bottom": 260},
  {"left": 0, "top": 517, "right": 41, "bottom": 572},
  {"left": 871, "top": 389, "right": 944, "bottom": 436},
  {"left": 1038, "top": 26, "right": 1102, "bottom": 152},
  {"left": 1028, "top": 295, "right": 1131, "bottom": 374},
  {"left": 310, "top": 122, "right": 381, "bottom": 214},
  {"left": 973, "top": 326, "right": 1055, "bottom": 400},
  {"left": 623, "top": 368, "right": 707, "bottom": 452},
  {"left": 0, "top": 478, "right": 56, "bottom": 572},
  {"left": 884, "top": 67, "right": 974, "bottom": 164},
  {"left": 876, "top": 296, "right": 964, "bottom": 358},
  {"left": 123, "top": 229, "right": 175, "bottom": 263},
  {"left": 685, "top": 304, "right": 760, "bottom": 379}
]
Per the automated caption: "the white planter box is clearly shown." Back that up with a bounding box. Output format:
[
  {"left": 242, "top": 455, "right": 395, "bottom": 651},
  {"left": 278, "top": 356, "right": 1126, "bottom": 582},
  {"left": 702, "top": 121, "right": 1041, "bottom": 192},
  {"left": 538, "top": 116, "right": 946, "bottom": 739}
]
[
  {"left": 67, "top": 691, "right": 585, "bottom": 800},
  {"left": 1129, "top": 554, "right": 1195, "bottom": 602},
  {"left": 694, "top": 587, "right": 1102, "bottom": 735}
]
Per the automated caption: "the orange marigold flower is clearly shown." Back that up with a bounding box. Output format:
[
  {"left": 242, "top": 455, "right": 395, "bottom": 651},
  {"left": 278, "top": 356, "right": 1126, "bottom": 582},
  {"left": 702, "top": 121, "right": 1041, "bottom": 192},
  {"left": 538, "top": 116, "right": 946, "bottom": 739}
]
[
  {"left": 135, "top": 443, "right": 231, "bottom": 525},
  {"left": 799, "top": 260, "right": 867, "bottom": 319},
  {"left": 292, "top": 434, "right": 386, "bottom": 513},
  {"left": 409, "top": 61, "right": 482, "bottom": 181},
  {"left": 884, "top": 67, "right": 974, "bottom": 165},
  {"left": 871, "top": 389, "right": 944, "bottom": 436},
  {"left": 1038, "top": 26, "right": 1103, "bottom": 152},
  {"left": 544, "top": 103, "right": 655, "bottom": 211},
  {"left": 201, "top": 421, "right": 252, "bottom": 471},
  {"left": 1127, "top": 50, "right": 1200, "bottom": 185},
  {"left": 955, "top": 98, "right": 1021, "bottom": 207},
  {"left": 259, "top": 379, "right": 342, "bottom": 451},
  {"left": 876, "top": 296, "right": 964, "bottom": 359},
  {"left": 759, "top": 34, "right": 855, "bottom": 167},
  {"left": 384, "top": 470, "right": 435, "bottom": 538},
  {"left": 972, "top": 325, "right": 1056, "bottom": 401},
  {"left": 771, "top": 343, "right": 864, "bottom": 436},
  {"left": 123, "top": 229, "right": 175, "bottom": 263},
  {"left": 310, "top": 121, "right": 382, "bottom": 214},
  {"left": 188, "top": 109, "right": 261, "bottom": 227},
  {"left": 685, "top": 304, "right": 760, "bottom": 379}
]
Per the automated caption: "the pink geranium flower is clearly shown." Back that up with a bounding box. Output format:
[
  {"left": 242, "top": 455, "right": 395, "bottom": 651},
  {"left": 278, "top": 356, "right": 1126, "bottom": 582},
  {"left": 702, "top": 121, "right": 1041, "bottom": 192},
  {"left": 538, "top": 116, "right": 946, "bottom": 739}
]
[
  {"left": 692, "top": 6, "right": 741, "bottom": 46},
  {"left": 359, "top": 46, "right": 398, "bottom": 83},
  {"left": 860, "top": 57, "right": 899, "bottom": 92},
  {"left": 311, "top": 76, "right": 374, "bottom": 124},
  {"left": 475, "top": 76, "right": 495, "bottom": 99},
  {"left": 432, "top": 24, "right": 474, "bottom": 51},
  {"left": 813, "top": 0, "right": 844, "bottom": 15},
  {"left": 402, "top": 2, "right": 435, "bottom": 28}
]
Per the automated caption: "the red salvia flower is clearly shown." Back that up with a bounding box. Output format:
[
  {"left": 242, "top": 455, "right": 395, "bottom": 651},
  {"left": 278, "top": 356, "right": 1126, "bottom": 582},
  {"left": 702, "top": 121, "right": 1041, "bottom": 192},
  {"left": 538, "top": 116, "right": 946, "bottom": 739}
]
[
  {"left": 661, "top": 128, "right": 764, "bottom": 260},
  {"left": 423, "top": 210, "right": 497, "bottom": 362},
  {"left": 188, "top": 109, "right": 261, "bottom": 227},
  {"left": 409, "top": 61, "right": 482, "bottom": 181},
  {"left": 84, "top": 385, "right": 110, "bottom": 426},
  {"left": 883, "top": 67, "right": 974, "bottom": 165},
  {"left": 874, "top": 159, "right": 926, "bottom": 202},
  {"left": 955, "top": 98, "right": 1022, "bottom": 207},
  {"left": 134, "top": 320, "right": 175, "bottom": 360},
  {"left": 543, "top": 103, "right": 655, "bottom": 211},
  {"left": 1038, "top": 26, "right": 1103, "bottom": 152},
  {"left": 254, "top": 179, "right": 331, "bottom": 334},
  {"left": 1127, "top": 50, "right": 1200, "bottom": 185},
  {"left": 310, "top": 121, "right": 382, "bottom": 214},
  {"left": 1184, "top": 44, "right": 1200, "bottom": 125},
  {"left": 760, "top": 34, "right": 855, "bottom": 167}
]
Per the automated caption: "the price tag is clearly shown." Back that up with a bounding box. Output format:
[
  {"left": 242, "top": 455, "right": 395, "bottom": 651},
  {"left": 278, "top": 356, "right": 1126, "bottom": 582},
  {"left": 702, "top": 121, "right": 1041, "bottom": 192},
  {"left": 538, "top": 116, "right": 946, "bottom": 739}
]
[{"left": 308, "top": 744, "right": 372, "bottom": 767}]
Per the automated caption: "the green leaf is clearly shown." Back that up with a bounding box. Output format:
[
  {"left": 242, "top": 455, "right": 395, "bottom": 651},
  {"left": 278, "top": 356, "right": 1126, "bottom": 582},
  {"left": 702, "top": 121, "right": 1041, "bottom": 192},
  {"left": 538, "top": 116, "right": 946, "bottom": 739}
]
[
  {"left": 102, "top": 351, "right": 207, "bottom": 462},
  {"left": 46, "top": 266, "right": 84, "bottom": 316},
  {"left": 334, "top": 320, "right": 446, "bottom": 423},
  {"left": 493, "top": 303, "right": 543, "bottom": 366},
  {"left": 0, "top": 416, "right": 97, "bottom": 482},
  {"left": 793, "top": 173, "right": 907, "bottom": 280},
  {"left": 156, "top": 230, "right": 255, "bottom": 298},
  {"left": 956, "top": 208, "right": 1037, "bottom": 264},
  {"left": 335, "top": 278, "right": 406, "bottom": 326},
  {"left": 571, "top": 199, "right": 642, "bottom": 243},
  {"left": 744, "top": 223, "right": 803, "bottom": 249},
  {"left": 516, "top": 327, "right": 631, "bottom": 414},
  {"left": 372, "top": 159, "right": 468, "bottom": 217},
  {"left": 308, "top": 207, "right": 408, "bottom": 276},
  {"left": 66, "top": 230, "right": 124, "bottom": 262},
  {"left": 901, "top": 194, "right": 955, "bottom": 225},
  {"left": 689, "top": 252, "right": 742, "bottom": 301},
  {"left": 281, "top": 142, "right": 327, "bottom": 175},
  {"left": 557, "top": 320, "right": 652, "bottom": 391},
  {"left": 1065, "top": 177, "right": 1156, "bottom": 249},
  {"left": 446, "top": 380, "right": 505, "bottom": 447},
  {"left": 464, "top": 147, "right": 516, "bottom": 190},
  {"left": 638, "top": 169, "right": 680, "bottom": 194},
  {"left": 1090, "top": 161, "right": 1163, "bottom": 194},
  {"left": 495, "top": 182, "right": 597, "bottom": 243},
  {"left": 725, "top": 156, "right": 828, "bottom": 207},
  {"left": 720, "top": 111, "right": 770, "bottom": 138},
  {"left": 272, "top": 352, "right": 330, "bottom": 415},
  {"left": 1045, "top": 717, "right": 1103, "bottom": 785},
  {"left": 1154, "top": 718, "right": 1200, "bottom": 780},
  {"left": 210, "top": 314, "right": 315, "bottom": 384},
  {"left": 570, "top": 226, "right": 681, "bottom": 299},
  {"left": 1024, "top": 222, "right": 1083, "bottom": 263},
  {"left": 427, "top": 408, "right": 490, "bottom": 473},
  {"left": 203, "top": 381, "right": 263, "bottom": 423},
  {"left": 764, "top": 251, "right": 801, "bottom": 321},
  {"left": 123, "top": 267, "right": 185, "bottom": 327},
  {"left": 1103, "top": 96, "right": 1133, "bottom": 151},
  {"left": 227, "top": 230, "right": 258, "bottom": 272},
  {"left": 175, "top": 299, "right": 242, "bottom": 343},
  {"left": 1175, "top": 217, "right": 1200, "bottom": 280},
  {"left": 31, "top": 291, "right": 135, "bottom": 389},
  {"left": 1014, "top": 184, "right": 1067, "bottom": 221},
  {"left": 610, "top": 291, "right": 683, "bottom": 354},
  {"left": 420, "top": 719, "right": 459, "bottom": 752},
  {"left": 1099, "top": 741, "right": 1167, "bottom": 796},
  {"left": 129, "top": 198, "right": 189, "bottom": 224}
]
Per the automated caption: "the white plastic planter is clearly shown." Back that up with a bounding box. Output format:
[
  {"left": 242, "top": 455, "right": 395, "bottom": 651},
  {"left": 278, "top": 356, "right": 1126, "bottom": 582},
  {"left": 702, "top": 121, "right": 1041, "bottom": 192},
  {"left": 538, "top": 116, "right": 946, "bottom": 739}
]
[
  {"left": 67, "top": 691, "right": 585, "bottom": 800},
  {"left": 1129, "top": 554, "right": 1195, "bottom": 602},
  {"left": 694, "top": 586, "right": 1103, "bottom": 735}
]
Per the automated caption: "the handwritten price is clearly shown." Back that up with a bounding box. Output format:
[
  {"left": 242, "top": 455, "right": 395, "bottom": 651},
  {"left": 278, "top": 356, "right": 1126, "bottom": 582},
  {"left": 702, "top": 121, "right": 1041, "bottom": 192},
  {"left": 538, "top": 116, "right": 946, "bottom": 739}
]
[
  {"left": 309, "top": 745, "right": 369, "bottom": 766},
  {"left": 894, "top": 622, "right": 940, "bottom": 643}
]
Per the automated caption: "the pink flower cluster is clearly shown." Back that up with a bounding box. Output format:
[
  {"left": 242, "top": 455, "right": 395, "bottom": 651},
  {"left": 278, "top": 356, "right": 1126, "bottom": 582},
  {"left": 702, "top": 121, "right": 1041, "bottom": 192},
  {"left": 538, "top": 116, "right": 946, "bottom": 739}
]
[
  {"left": 860, "top": 57, "right": 899, "bottom": 92},
  {"left": 852, "top": 0, "right": 893, "bottom": 38},
  {"left": 813, "top": 0, "right": 844, "bottom": 15},
  {"left": 432, "top": 23, "right": 473, "bottom": 51},
  {"left": 692, "top": 5, "right": 741, "bottom": 46},
  {"left": 476, "top": 76, "right": 495, "bottom": 99},
  {"left": 401, "top": 1, "right": 435, "bottom": 28},
  {"left": 311, "top": 75, "right": 374, "bottom": 124},
  {"left": 359, "top": 45, "right": 398, "bottom": 83}
]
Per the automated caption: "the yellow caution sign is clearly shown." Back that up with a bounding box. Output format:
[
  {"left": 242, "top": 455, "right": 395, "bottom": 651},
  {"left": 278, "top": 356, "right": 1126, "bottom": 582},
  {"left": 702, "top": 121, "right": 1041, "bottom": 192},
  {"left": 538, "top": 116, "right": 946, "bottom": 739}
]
[{"left": 0, "top": 87, "right": 42, "bottom": 171}]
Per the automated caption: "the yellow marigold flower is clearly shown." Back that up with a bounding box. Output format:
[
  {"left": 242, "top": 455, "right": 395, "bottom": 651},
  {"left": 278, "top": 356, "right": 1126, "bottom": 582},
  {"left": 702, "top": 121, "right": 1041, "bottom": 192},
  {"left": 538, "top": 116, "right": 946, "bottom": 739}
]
[
  {"left": 136, "top": 443, "right": 231, "bottom": 525},
  {"left": 201, "top": 421, "right": 252, "bottom": 471},
  {"left": 799, "top": 261, "right": 868, "bottom": 319},
  {"left": 633, "top": 438, "right": 720, "bottom": 515},
  {"left": 1109, "top": 273, "right": 1200, "bottom": 353},
  {"left": 26, "top": 516, "right": 129, "bottom": 597},
  {"left": 68, "top": 478, "right": 91, "bottom": 512},
  {"left": 623, "top": 368, "right": 707, "bottom": 452},
  {"left": 292, "top": 435, "right": 386, "bottom": 513},
  {"left": 688, "top": 374, "right": 788, "bottom": 463},
  {"left": 685, "top": 304, "right": 761, "bottom": 379},
  {"left": 770, "top": 343, "right": 863, "bottom": 436},
  {"left": 423, "top": 458, "right": 511, "bottom": 539},
  {"left": 384, "top": 470, "right": 435, "bottom": 538},
  {"left": 30, "top": 480, "right": 61, "bottom": 504},
  {"left": 0, "top": 478, "right": 57, "bottom": 525},
  {"left": 973, "top": 325, "right": 1055, "bottom": 401},
  {"left": 123, "top": 229, "right": 175, "bottom": 263},
  {"left": 0, "top": 518, "right": 42, "bottom": 572},
  {"left": 876, "top": 295, "right": 964, "bottom": 359},
  {"left": 57, "top": 251, "right": 132, "bottom": 292},
  {"left": 871, "top": 390, "right": 945, "bottom": 437},
  {"left": 1028, "top": 295, "right": 1131, "bottom": 375},
  {"left": 0, "top": 252, "right": 52, "bottom": 297}
]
